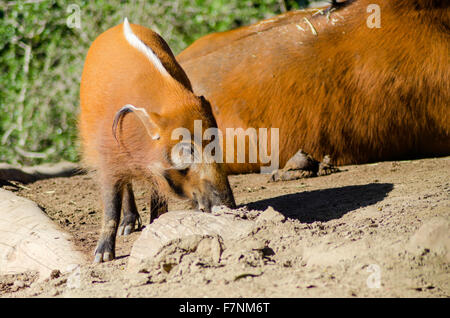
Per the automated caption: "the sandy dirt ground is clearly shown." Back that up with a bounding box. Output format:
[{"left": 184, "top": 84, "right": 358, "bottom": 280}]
[{"left": 0, "top": 156, "right": 448, "bottom": 298}]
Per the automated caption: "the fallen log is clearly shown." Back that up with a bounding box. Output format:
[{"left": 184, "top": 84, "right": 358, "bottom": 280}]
[
  {"left": 0, "top": 161, "right": 82, "bottom": 184},
  {"left": 0, "top": 189, "right": 87, "bottom": 279}
]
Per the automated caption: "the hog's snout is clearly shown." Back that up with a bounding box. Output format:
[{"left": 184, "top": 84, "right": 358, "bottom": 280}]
[{"left": 193, "top": 179, "right": 236, "bottom": 212}]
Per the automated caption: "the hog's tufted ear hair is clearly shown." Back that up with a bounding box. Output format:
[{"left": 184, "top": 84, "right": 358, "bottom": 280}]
[{"left": 113, "top": 104, "right": 162, "bottom": 143}]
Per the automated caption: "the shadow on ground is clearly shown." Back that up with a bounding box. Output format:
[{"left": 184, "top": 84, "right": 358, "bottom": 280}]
[{"left": 245, "top": 183, "right": 394, "bottom": 223}]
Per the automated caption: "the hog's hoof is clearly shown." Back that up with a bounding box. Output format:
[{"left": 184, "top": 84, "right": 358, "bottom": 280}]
[
  {"left": 318, "top": 155, "right": 340, "bottom": 176},
  {"left": 118, "top": 214, "right": 142, "bottom": 236},
  {"left": 93, "top": 239, "right": 115, "bottom": 263},
  {"left": 268, "top": 151, "right": 339, "bottom": 182},
  {"left": 269, "top": 169, "right": 316, "bottom": 182}
]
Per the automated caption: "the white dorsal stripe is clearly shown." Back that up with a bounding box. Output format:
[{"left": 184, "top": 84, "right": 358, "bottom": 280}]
[{"left": 123, "top": 17, "right": 169, "bottom": 77}]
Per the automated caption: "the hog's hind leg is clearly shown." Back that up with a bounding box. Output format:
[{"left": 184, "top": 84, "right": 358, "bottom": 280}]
[{"left": 118, "top": 182, "right": 142, "bottom": 236}]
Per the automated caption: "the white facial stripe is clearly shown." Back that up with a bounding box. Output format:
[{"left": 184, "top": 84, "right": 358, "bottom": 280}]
[{"left": 123, "top": 17, "right": 169, "bottom": 77}]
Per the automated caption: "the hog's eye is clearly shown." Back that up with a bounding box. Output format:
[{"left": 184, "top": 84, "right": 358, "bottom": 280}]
[
  {"left": 170, "top": 142, "right": 197, "bottom": 170},
  {"left": 178, "top": 167, "right": 189, "bottom": 176}
]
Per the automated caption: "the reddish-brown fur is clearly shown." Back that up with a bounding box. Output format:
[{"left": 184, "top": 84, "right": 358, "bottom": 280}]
[
  {"left": 177, "top": 6, "right": 329, "bottom": 64},
  {"left": 79, "top": 21, "right": 235, "bottom": 262},
  {"left": 178, "top": 0, "right": 450, "bottom": 174}
]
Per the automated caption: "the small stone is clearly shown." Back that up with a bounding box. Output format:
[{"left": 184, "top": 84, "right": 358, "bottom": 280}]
[
  {"left": 406, "top": 216, "right": 450, "bottom": 261},
  {"left": 13, "top": 280, "right": 25, "bottom": 289},
  {"left": 243, "top": 239, "right": 266, "bottom": 251},
  {"left": 257, "top": 206, "right": 285, "bottom": 223},
  {"left": 128, "top": 273, "right": 150, "bottom": 287},
  {"left": 283, "top": 260, "right": 292, "bottom": 267},
  {"left": 50, "top": 269, "right": 61, "bottom": 279},
  {"left": 196, "top": 236, "right": 223, "bottom": 264}
]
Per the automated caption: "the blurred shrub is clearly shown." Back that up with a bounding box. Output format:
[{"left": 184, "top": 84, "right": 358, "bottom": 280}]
[{"left": 0, "top": 0, "right": 319, "bottom": 165}]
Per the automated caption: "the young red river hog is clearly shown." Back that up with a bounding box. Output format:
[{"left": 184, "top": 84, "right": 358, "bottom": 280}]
[{"left": 79, "top": 18, "right": 235, "bottom": 263}]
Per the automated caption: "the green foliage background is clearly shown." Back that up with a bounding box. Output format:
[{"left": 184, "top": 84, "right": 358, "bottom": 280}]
[{"left": 0, "top": 0, "right": 320, "bottom": 165}]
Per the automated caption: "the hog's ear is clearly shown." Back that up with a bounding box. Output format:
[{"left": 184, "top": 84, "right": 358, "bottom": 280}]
[
  {"left": 147, "top": 111, "right": 168, "bottom": 137},
  {"left": 113, "top": 104, "right": 162, "bottom": 142}
]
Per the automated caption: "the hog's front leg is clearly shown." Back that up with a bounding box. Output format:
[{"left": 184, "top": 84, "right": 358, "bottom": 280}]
[
  {"left": 94, "top": 178, "right": 123, "bottom": 263},
  {"left": 149, "top": 190, "right": 168, "bottom": 224},
  {"left": 269, "top": 150, "right": 339, "bottom": 182}
]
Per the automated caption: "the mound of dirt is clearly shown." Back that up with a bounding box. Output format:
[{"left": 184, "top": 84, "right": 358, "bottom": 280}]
[
  {"left": 127, "top": 206, "right": 283, "bottom": 283},
  {"left": 128, "top": 208, "right": 258, "bottom": 269},
  {"left": 0, "top": 157, "right": 449, "bottom": 297}
]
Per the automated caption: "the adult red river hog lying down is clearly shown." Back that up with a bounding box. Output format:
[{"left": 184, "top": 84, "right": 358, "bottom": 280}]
[
  {"left": 79, "top": 18, "right": 235, "bottom": 262},
  {"left": 177, "top": 0, "right": 450, "bottom": 176}
]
